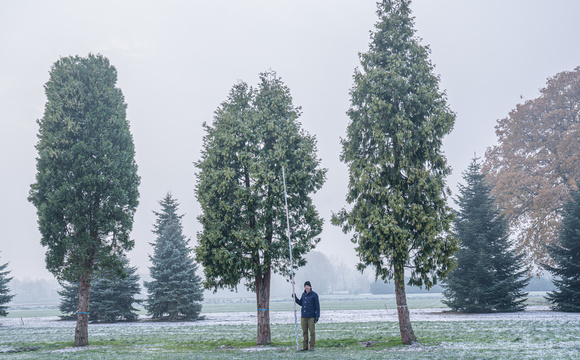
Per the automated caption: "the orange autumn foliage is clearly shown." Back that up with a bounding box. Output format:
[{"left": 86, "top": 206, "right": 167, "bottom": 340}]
[{"left": 484, "top": 67, "right": 580, "bottom": 273}]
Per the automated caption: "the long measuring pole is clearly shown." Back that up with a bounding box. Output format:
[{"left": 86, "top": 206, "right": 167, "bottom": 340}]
[{"left": 282, "top": 166, "right": 300, "bottom": 350}]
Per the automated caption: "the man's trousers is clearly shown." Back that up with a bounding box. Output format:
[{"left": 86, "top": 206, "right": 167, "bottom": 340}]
[{"left": 301, "top": 317, "right": 315, "bottom": 350}]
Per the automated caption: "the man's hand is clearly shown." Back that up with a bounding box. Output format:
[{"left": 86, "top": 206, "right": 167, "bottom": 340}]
[{"left": 315, "top": 317, "right": 319, "bottom": 324}]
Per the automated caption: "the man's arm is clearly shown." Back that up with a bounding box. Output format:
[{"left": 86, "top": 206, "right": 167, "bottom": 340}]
[
  {"left": 293, "top": 293, "right": 302, "bottom": 306},
  {"left": 314, "top": 293, "right": 320, "bottom": 318}
]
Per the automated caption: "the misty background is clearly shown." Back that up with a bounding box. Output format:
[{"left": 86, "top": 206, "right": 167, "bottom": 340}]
[{"left": 1, "top": 1, "right": 578, "bottom": 301}]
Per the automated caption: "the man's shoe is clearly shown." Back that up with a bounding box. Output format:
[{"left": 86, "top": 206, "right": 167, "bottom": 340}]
[{"left": 299, "top": 348, "right": 308, "bottom": 351}]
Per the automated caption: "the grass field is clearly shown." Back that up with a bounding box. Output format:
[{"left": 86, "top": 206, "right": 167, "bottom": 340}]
[
  {"left": 1, "top": 293, "right": 578, "bottom": 359},
  {"left": 4, "top": 293, "right": 449, "bottom": 318}
]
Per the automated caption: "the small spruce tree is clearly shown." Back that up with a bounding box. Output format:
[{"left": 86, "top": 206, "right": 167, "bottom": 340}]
[
  {"left": 145, "top": 194, "right": 203, "bottom": 321},
  {"left": 58, "top": 256, "right": 142, "bottom": 322},
  {"left": 89, "top": 257, "right": 142, "bottom": 322},
  {"left": 544, "top": 181, "right": 580, "bottom": 312},
  {"left": 443, "top": 158, "right": 529, "bottom": 313},
  {"left": 57, "top": 281, "right": 79, "bottom": 320},
  {"left": 0, "top": 256, "right": 14, "bottom": 317}
]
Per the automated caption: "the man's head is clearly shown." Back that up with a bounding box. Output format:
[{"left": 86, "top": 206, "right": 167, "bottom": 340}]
[{"left": 304, "top": 281, "right": 311, "bottom": 292}]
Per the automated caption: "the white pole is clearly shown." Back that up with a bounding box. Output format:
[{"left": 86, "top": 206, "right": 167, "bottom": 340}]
[{"left": 282, "top": 166, "right": 300, "bottom": 351}]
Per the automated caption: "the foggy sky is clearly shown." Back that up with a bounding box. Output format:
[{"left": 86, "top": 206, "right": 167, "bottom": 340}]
[{"left": 1, "top": 0, "right": 580, "bottom": 284}]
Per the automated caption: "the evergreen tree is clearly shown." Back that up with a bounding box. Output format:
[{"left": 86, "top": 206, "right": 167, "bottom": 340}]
[
  {"left": 145, "top": 194, "right": 203, "bottom": 321},
  {"left": 195, "top": 71, "right": 326, "bottom": 344},
  {"left": 58, "top": 256, "right": 142, "bottom": 322},
  {"left": 90, "top": 259, "right": 142, "bottom": 322},
  {"left": 331, "top": 0, "right": 456, "bottom": 344},
  {"left": 57, "top": 281, "right": 79, "bottom": 320},
  {"left": 544, "top": 181, "right": 580, "bottom": 312},
  {"left": 0, "top": 256, "right": 14, "bottom": 317},
  {"left": 443, "top": 158, "right": 529, "bottom": 313},
  {"left": 28, "top": 54, "right": 140, "bottom": 346}
]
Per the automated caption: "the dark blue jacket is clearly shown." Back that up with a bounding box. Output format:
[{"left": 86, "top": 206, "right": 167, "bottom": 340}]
[{"left": 295, "top": 290, "right": 320, "bottom": 318}]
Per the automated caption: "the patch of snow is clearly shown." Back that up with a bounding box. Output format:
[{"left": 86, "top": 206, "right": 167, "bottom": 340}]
[
  {"left": 52, "top": 346, "right": 111, "bottom": 353},
  {"left": 239, "top": 346, "right": 282, "bottom": 352}
]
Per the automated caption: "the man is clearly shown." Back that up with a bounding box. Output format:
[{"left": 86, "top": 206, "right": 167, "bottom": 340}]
[{"left": 293, "top": 281, "right": 320, "bottom": 351}]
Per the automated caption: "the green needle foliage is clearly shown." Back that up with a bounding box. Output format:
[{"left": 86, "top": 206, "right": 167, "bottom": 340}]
[
  {"left": 544, "top": 181, "right": 580, "bottom": 312},
  {"left": 0, "top": 255, "right": 14, "bottom": 317},
  {"left": 332, "top": 0, "right": 457, "bottom": 344},
  {"left": 443, "top": 158, "right": 529, "bottom": 313},
  {"left": 59, "top": 256, "right": 142, "bottom": 322},
  {"left": 145, "top": 194, "right": 204, "bottom": 321},
  {"left": 28, "top": 54, "right": 140, "bottom": 345},
  {"left": 195, "top": 70, "right": 326, "bottom": 344}
]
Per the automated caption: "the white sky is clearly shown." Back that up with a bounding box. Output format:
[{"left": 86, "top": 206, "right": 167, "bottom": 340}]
[{"left": 1, "top": 0, "right": 579, "bottom": 283}]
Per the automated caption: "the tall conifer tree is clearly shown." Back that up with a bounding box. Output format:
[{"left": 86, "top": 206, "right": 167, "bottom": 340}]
[
  {"left": 29, "top": 54, "right": 140, "bottom": 346},
  {"left": 544, "top": 181, "right": 580, "bottom": 312},
  {"left": 332, "top": 0, "right": 457, "bottom": 344},
  {"left": 443, "top": 158, "right": 529, "bottom": 313},
  {"left": 195, "top": 71, "right": 326, "bottom": 344},
  {"left": 145, "top": 194, "right": 203, "bottom": 321}
]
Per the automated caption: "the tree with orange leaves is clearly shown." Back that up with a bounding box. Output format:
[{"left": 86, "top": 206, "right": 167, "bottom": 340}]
[{"left": 484, "top": 67, "right": 580, "bottom": 273}]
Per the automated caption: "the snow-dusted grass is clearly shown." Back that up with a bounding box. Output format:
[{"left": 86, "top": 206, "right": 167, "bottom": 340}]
[
  {"left": 5, "top": 304, "right": 61, "bottom": 318},
  {"left": 5, "top": 291, "right": 550, "bottom": 316},
  {"left": 1, "top": 293, "right": 575, "bottom": 359},
  {"left": 2, "top": 316, "right": 579, "bottom": 359}
]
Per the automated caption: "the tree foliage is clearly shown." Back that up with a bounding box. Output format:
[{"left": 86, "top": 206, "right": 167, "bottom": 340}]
[
  {"left": 484, "top": 67, "right": 580, "bottom": 271},
  {"left": 59, "top": 256, "right": 142, "bottom": 322},
  {"left": 443, "top": 158, "right": 529, "bottom": 313},
  {"left": 145, "top": 194, "right": 204, "bottom": 321},
  {"left": 331, "top": 0, "right": 457, "bottom": 344},
  {"left": 28, "top": 54, "right": 140, "bottom": 345},
  {"left": 544, "top": 181, "right": 580, "bottom": 312},
  {"left": 195, "top": 70, "right": 326, "bottom": 344},
  {"left": 0, "top": 256, "right": 14, "bottom": 317}
]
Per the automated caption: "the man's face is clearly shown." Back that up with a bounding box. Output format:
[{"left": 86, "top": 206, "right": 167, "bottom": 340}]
[{"left": 304, "top": 285, "right": 311, "bottom": 293}]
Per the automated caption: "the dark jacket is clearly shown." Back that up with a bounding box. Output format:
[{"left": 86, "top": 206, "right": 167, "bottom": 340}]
[{"left": 295, "top": 290, "right": 320, "bottom": 318}]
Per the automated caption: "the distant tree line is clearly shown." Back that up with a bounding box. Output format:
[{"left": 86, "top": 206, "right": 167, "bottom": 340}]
[
  {"left": 295, "top": 251, "right": 372, "bottom": 295},
  {"left": 9, "top": 278, "right": 60, "bottom": 304},
  {"left": 370, "top": 281, "right": 444, "bottom": 295}
]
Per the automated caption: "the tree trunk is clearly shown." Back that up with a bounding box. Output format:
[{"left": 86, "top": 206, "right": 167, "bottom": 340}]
[
  {"left": 255, "top": 267, "right": 271, "bottom": 345},
  {"left": 394, "top": 267, "right": 417, "bottom": 345},
  {"left": 74, "top": 273, "right": 91, "bottom": 347},
  {"left": 169, "top": 311, "right": 177, "bottom": 321}
]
